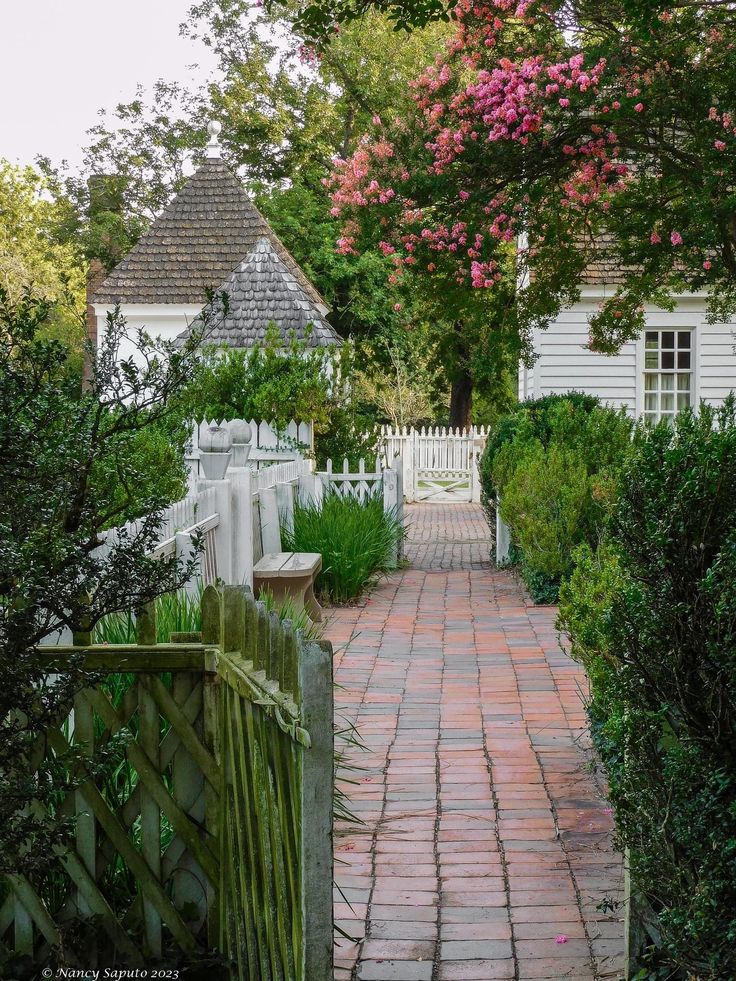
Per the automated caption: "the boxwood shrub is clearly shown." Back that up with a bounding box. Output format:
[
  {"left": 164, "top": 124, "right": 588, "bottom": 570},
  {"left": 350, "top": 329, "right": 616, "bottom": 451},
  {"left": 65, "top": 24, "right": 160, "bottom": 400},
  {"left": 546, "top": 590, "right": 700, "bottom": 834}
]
[
  {"left": 559, "top": 400, "right": 736, "bottom": 977},
  {"left": 480, "top": 393, "right": 632, "bottom": 602}
]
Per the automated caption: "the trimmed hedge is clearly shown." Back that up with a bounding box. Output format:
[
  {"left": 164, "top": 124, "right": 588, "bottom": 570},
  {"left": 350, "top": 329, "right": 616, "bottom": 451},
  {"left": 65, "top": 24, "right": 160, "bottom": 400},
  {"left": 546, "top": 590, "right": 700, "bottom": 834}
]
[
  {"left": 559, "top": 401, "right": 736, "bottom": 977},
  {"left": 480, "top": 393, "right": 632, "bottom": 602}
]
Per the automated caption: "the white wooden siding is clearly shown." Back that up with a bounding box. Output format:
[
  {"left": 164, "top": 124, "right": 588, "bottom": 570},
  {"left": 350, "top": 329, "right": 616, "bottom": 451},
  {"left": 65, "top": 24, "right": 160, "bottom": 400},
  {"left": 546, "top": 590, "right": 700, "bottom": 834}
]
[{"left": 522, "top": 294, "right": 736, "bottom": 414}]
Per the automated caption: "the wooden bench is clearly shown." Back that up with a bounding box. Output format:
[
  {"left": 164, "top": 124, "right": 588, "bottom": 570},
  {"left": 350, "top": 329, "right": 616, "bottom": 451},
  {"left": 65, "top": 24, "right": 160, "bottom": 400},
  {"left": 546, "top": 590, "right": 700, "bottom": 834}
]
[{"left": 253, "top": 551, "right": 323, "bottom": 624}]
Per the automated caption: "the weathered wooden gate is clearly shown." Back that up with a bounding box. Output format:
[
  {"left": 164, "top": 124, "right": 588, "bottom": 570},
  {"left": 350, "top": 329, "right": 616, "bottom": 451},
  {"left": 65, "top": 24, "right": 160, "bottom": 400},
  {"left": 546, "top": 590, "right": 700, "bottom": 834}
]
[
  {"left": 381, "top": 426, "right": 487, "bottom": 503},
  {"left": 2, "top": 585, "right": 333, "bottom": 980}
]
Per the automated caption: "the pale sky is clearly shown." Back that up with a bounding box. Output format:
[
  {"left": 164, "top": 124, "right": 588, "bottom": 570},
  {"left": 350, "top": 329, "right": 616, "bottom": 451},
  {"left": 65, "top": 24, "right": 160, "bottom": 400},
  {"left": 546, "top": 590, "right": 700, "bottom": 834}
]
[{"left": 0, "top": 0, "right": 218, "bottom": 169}]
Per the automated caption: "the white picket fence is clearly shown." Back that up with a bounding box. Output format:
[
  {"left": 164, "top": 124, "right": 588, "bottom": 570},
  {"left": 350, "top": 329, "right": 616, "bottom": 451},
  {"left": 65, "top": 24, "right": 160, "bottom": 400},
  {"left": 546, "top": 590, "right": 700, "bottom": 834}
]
[
  {"left": 311, "top": 456, "right": 404, "bottom": 564},
  {"left": 379, "top": 425, "right": 487, "bottom": 503},
  {"left": 320, "top": 457, "right": 384, "bottom": 503}
]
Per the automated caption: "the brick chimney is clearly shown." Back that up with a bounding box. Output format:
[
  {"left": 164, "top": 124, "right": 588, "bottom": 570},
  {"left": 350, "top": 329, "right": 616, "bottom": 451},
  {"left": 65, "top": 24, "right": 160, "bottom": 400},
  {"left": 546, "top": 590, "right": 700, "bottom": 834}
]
[
  {"left": 83, "top": 174, "right": 123, "bottom": 386},
  {"left": 83, "top": 258, "right": 106, "bottom": 388}
]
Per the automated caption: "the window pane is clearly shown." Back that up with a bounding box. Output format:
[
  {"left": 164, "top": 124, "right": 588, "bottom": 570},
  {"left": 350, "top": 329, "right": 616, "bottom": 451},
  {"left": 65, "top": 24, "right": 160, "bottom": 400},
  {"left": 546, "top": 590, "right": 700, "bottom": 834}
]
[
  {"left": 645, "top": 394, "right": 657, "bottom": 411},
  {"left": 643, "top": 412, "right": 657, "bottom": 425},
  {"left": 662, "top": 351, "right": 675, "bottom": 370},
  {"left": 678, "top": 332, "right": 691, "bottom": 349},
  {"left": 678, "top": 393, "right": 691, "bottom": 410},
  {"left": 661, "top": 374, "right": 675, "bottom": 391},
  {"left": 662, "top": 331, "right": 675, "bottom": 349},
  {"left": 661, "top": 393, "right": 674, "bottom": 411},
  {"left": 677, "top": 373, "right": 691, "bottom": 391},
  {"left": 645, "top": 352, "right": 658, "bottom": 369},
  {"left": 678, "top": 351, "right": 691, "bottom": 369},
  {"left": 645, "top": 331, "right": 658, "bottom": 348},
  {"left": 645, "top": 374, "right": 658, "bottom": 391}
]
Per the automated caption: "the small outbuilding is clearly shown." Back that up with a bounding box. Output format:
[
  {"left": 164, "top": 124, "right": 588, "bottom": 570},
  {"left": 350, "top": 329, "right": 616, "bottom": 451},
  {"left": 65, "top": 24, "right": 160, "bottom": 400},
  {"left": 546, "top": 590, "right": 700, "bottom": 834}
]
[{"left": 90, "top": 122, "right": 340, "bottom": 361}]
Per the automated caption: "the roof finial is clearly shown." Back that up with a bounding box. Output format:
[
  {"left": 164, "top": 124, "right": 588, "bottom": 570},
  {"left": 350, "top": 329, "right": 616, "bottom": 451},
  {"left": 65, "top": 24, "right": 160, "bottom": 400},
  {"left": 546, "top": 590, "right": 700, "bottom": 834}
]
[{"left": 206, "top": 119, "right": 222, "bottom": 158}]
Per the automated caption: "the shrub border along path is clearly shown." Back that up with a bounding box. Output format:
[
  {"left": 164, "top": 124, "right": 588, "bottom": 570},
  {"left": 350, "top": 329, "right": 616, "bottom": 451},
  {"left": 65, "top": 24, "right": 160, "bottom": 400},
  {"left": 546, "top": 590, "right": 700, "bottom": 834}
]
[{"left": 327, "top": 504, "right": 624, "bottom": 981}]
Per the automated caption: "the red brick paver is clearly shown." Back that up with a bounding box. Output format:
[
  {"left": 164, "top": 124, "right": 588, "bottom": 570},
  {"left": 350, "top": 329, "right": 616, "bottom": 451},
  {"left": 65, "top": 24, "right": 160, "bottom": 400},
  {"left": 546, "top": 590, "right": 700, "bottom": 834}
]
[{"left": 327, "top": 504, "right": 624, "bottom": 981}]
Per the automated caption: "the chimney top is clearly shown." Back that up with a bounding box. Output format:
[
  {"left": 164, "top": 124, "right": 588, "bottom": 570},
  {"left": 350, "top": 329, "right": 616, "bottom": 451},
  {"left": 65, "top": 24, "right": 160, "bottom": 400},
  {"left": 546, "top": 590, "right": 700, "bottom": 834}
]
[{"left": 206, "top": 119, "right": 222, "bottom": 158}]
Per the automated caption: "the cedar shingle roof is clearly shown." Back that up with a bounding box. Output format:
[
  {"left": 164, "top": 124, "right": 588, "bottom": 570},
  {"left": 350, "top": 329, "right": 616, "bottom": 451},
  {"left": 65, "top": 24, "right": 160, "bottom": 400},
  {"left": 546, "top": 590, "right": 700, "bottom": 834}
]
[
  {"left": 92, "top": 157, "right": 325, "bottom": 308},
  {"left": 176, "top": 238, "right": 340, "bottom": 350}
]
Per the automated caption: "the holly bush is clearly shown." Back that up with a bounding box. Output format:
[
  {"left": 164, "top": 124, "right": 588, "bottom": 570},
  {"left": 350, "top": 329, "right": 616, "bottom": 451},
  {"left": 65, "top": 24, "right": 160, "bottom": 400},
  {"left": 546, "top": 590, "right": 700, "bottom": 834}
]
[{"left": 559, "top": 401, "right": 736, "bottom": 978}]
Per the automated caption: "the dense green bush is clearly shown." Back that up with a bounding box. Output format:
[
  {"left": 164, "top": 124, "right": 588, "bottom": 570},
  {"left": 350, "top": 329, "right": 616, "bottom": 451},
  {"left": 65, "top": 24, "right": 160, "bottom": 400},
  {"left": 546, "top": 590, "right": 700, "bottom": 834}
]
[
  {"left": 479, "top": 391, "right": 601, "bottom": 504},
  {"left": 282, "top": 492, "right": 403, "bottom": 602},
  {"left": 559, "top": 402, "right": 736, "bottom": 978},
  {"left": 482, "top": 394, "right": 632, "bottom": 601},
  {"left": 182, "top": 331, "right": 380, "bottom": 469}
]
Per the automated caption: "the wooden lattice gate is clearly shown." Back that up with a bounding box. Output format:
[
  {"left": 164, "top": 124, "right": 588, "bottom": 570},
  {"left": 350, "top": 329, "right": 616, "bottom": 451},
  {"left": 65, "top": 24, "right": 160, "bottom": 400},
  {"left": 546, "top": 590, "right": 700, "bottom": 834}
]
[{"left": 1, "top": 585, "right": 334, "bottom": 980}]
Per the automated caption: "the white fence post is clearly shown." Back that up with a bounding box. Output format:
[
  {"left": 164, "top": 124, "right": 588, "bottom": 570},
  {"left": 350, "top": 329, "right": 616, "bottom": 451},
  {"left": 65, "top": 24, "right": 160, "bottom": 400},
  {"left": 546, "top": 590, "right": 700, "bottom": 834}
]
[
  {"left": 471, "top": 450, "right": 481, "bottom": 504},
  {"left": 175, "top": 531, "right": 202, "bottom": 599},
  {"left": 276, "top": 480, "right": 295, "bottom": 538},
  {"left": 259, "top": 485, "right": 282, "bottom": 554},
  {"left": 382, "top": 464, "right": 400, "bottom": 567},
  {"left": 496, "top": 500, "right": 511, "bottom": 565},
  {"left": 198, "top": 477, "right": 233, "bottom": 584},
  {"left": 229, "top": 467, "right": 254, "bottom": 588}
]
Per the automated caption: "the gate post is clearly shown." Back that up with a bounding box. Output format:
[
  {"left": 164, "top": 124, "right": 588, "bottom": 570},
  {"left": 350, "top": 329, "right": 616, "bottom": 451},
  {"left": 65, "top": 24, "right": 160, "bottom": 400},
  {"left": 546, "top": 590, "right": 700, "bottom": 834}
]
[
  {"left": 471, "top": 450, "right": 481, "bottom": 503},
  {"left": 406, "top": 431, "right": 416, "bottom": 502}
]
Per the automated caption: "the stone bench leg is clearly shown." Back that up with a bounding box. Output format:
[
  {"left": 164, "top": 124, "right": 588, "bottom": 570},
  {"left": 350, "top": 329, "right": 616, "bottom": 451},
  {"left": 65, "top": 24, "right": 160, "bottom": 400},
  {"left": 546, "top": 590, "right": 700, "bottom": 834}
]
[
  {"left": 254, "top": 574, "right": 321, "bottom": 624},
  {"left": 304, "top": 581, "right": 323, "bottom": 623}
]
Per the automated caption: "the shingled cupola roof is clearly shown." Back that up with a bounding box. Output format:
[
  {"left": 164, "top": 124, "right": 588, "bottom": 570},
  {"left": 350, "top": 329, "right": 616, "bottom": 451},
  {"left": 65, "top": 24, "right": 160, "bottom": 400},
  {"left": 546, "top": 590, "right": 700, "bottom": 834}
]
[
  {"left": 92, "top": 126, "right": 326, "bottom": 310},
  {"left": 176, "top": 237, "right": 340, "bottom": 350}
]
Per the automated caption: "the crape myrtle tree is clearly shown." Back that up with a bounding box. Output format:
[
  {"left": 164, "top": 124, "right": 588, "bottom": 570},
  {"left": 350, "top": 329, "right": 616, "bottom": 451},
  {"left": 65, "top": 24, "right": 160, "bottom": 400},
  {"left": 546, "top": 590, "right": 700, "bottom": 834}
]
[
  {"left": 322, "top": 0, "right": 736, "bottom": 406},
  {"left": 0, "top": 288, "right": 213, "bottom": 883}
]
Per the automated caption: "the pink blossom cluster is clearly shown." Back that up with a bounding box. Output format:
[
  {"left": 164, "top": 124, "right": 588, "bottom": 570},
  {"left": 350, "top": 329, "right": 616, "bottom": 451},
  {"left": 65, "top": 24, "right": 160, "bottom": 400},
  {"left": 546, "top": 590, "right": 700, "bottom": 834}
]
[{"left": 418, "top": 51, "right": 607, "bottom": 172}]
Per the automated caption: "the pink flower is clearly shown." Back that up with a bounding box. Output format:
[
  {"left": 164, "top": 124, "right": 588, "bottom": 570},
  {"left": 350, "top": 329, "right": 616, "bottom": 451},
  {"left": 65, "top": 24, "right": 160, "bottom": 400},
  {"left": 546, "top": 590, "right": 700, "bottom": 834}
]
[
  {"left": 555, "top": 935, "right": 568, "bottom": 944},
  {"left": 459, "top": 190, "right": 470, "bottom": 200},
  {"left": 634, "top": 102, "right": 644, "bottom": 112},
  {"left": 703, "top": 260, "right": 712, "bottom": 270},
  {"left": 650, "top": 231, "right": 662, "bottom": 245},
  {"left": 372, "top": 114, "right": 382, "bottom": 126},
  {"left": 393, "top": 303, "right": 402, "bottom": 312},
  {"left": 559, "top": 98, "right": 570, "bottom": 108},
  {"left": 715, "top": 140, "right": 727, "bottom": 151},
  {"left": 671, "top": 230, "right": 683, "bottom": 246}
]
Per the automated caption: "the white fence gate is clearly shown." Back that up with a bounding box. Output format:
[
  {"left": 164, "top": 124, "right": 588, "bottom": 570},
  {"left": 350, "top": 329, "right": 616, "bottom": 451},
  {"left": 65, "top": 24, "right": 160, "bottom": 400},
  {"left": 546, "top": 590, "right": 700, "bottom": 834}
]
[{"left": 380, "top": 426, "right": 487, "bottom": 503}]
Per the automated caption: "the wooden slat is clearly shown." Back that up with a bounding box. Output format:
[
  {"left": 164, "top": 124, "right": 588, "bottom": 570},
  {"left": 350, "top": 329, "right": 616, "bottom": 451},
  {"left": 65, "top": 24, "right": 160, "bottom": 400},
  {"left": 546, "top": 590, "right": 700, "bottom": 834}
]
[
  {"left": 7, "top": 876, "right": 60, "bottom": 949},
  {"left": 74, "top": 691, "right": 95, "bottom": 918},
  {"left": 139, "top": 680, "right": 162, "bottom": 957},
  {"left": 40, "top": 647, "right": 208, "bottom": 672},
  {"left": 143, "top": 675, "right": 218, "bottom": 783}
]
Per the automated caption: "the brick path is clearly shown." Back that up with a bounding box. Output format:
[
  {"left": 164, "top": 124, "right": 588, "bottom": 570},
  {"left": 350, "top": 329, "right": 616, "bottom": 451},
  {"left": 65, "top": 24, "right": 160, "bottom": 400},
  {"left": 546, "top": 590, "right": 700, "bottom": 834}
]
[{"left": 327, "top": 503, "right": 624, "bottom": 981}]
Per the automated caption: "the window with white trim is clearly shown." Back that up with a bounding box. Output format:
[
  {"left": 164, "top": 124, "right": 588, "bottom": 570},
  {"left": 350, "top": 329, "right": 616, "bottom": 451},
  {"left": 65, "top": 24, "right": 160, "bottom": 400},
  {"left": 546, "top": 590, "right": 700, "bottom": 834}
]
[{"left": 643, "top": 329, "right": 693, "bottom": 424}]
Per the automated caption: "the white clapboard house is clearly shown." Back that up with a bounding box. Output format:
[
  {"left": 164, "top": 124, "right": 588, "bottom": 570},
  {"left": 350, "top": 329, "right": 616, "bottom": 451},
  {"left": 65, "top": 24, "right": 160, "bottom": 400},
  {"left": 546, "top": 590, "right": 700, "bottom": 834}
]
[
  {"left": 89, "top": 123, "right": 339, "bottom": 361},
  {"left": 518, "top": 249, "right": 736, "bottom": 423}
]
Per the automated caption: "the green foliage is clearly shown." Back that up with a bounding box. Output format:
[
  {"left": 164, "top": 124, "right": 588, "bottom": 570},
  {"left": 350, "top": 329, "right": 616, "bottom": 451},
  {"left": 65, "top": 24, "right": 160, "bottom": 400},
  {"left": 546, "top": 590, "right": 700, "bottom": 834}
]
[
  {"left": 183, "top": 331, "right": 381, "bottom": 468},
  {"left": 0, "top": 290, "right": 207, "bottom": 885},
  {"left": 0, "top": 159, "right": 86, "bottom": 371},
  {"left": 483, "top": 395, "right": 632, "bottom": 601},
  {"left": 184, "top": 329, "right": 333, "bottom": 430},
  {"left": 559, "top": 401, "right": 736, "bottom": 977},
  {"left": 282, "top": 493, "right": 403, "bottom": 602},
  {"left": 479, "top": 392, "right": 601, "bottom": 502}
]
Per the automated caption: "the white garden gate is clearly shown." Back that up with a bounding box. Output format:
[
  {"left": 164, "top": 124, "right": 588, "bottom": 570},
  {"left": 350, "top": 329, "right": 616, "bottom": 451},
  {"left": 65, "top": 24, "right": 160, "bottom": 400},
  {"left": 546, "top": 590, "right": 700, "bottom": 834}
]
[{"left": 380, "top": 426, "right": 487, "bottom": 503}]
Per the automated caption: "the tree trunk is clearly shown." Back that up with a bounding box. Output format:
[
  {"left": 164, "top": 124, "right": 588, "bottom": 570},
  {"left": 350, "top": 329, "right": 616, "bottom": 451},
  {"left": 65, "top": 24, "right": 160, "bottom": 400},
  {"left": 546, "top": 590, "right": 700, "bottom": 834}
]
[{"left": 449, "top": 365, "right": 473, "bottom": 430}]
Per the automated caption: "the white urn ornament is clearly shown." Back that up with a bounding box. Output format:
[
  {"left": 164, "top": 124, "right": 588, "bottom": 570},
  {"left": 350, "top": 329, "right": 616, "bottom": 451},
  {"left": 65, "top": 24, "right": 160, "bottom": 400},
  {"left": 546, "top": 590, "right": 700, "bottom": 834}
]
[
  {"left": 229, "top": 419, "right": 252, "bottom": 467},
  {"left": 199, "top": 423, "right": 232, "bottom": 479}
]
